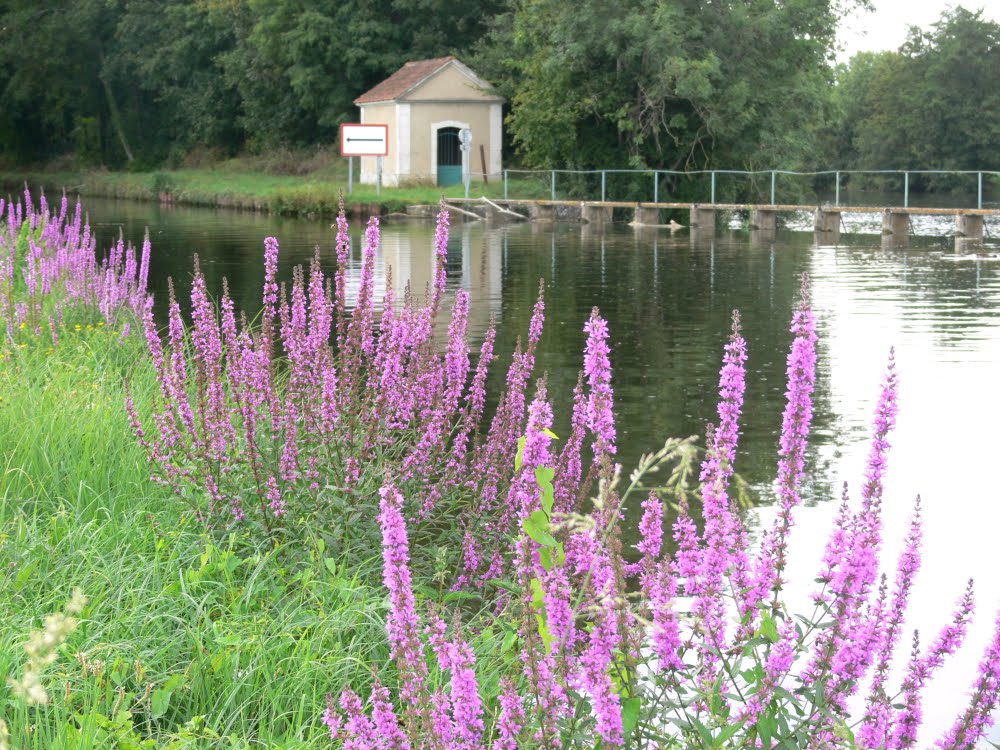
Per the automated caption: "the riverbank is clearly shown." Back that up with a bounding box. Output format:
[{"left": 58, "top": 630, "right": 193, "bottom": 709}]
[{"left": 0, "top": 162, "right": 546, "bottom": 218}]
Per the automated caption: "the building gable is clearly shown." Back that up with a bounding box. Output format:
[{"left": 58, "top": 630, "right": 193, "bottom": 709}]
[{"left": 354, "top": 57, "right": 501, "bottom": 105}]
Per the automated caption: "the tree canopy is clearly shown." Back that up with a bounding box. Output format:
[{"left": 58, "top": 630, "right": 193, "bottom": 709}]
[
  {"left": 829, "top": 7, "right": 1000, "bottom": 175},
  {"left": 0, "top": 1, "right": 996, "bottom": 175}
]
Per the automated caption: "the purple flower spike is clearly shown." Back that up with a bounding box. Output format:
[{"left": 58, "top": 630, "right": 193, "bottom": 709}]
[
  {"left": 936, "top": 605, "right": 1000, "bottom": 750},
  {"left": 583, "top": 308, "right": 616, "bottom": 460},
  {"left": 378, "top": 483, "right": 430, "bottom": 723},
  {"left": 754, "top": 275, "right": 817, "bottom": 605}
]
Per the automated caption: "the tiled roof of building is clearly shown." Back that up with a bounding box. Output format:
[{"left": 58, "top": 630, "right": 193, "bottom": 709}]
[{"left": 354, "top": 56, "right": 456, "bottom": 104}]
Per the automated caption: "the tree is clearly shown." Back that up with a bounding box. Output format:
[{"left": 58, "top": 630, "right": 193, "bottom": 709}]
[
  {"left": 832, "top": 7, "right": 1000, "bottom": 177},
  {"left": 475, "top": 0, "right": 864, "bottom": 182}
]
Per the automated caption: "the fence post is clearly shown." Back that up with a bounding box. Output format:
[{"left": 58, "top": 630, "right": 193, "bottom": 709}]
[
  {"left": 710, "top": 171, "right": 716, "bottom": 204},
  {"left": 770, "top": 170, "right": 776, "bottom": 205},
  {"left": 551, "top": 170, "right": 556, "bottom": 201},
  {"left": 835, "top": 171, "right": 840, "bottom": 207},
  {"left": 654, "top": 171, "right": 659, "bottom": 204},
  {"left": 504, "top": 170, "right": 508, "bottom": 201},
  {"left": 978, "top": 172, "right": 983, "bottom": 210},
  {"left": 601, "top": 171, "right": 606, "bottom": 203},
  {"left": 904, "top": 171, "right": 909, "bottom": 208}
]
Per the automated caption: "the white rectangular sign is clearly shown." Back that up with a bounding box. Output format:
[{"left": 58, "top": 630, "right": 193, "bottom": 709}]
[{"left": 339, "top": 123, "right": 388, "bottom": 157}]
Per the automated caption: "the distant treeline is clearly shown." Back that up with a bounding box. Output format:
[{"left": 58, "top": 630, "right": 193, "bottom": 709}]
[{"left": 0, "top": 1, "right": 997, "bottom": 179}]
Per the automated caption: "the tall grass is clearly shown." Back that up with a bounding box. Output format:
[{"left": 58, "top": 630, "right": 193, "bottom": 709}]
[{"left": 0, "top": 194, "right": 398, "bottom": 748}]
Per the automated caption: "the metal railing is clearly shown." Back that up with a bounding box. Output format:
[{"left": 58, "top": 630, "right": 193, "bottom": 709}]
[{"left": 498, "top": 169, "right": 1000, "bottom": 209}]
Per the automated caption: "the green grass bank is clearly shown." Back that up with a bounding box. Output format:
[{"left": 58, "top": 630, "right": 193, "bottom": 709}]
[
  {"left": 0, "top": 322, "right": 396, "bottom": 749},
  {"left": 0, "top": 152, "right": 550, "bottom": 218}
]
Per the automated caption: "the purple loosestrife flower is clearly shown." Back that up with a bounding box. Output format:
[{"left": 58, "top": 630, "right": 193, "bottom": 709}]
[
  {"left": 740, "top": 617, "right": 798, "bottom": 725},
  {"left": 671, "top": 502, "right": 701, "bottom": 584},
  {"left": 814, "top": 484, "right": 852, "bottom": 602},
  {"left": 649, "top": 561, "right": 685, "bottom": 672},
  {"left": 261, "top": 236, "right": 280, "bottom": 342},
  {"left": 576, "top": 553, "right": 624, "bottom": 748},
  {"left": 494, "top": 679, "right": 526, "bottom": 750},
  {"left": 357, "top": 216, "right": 380, "bottom": 358},
  {"left": 627, "top": 491, "right": 663, "bottom": 582},
  {"left": 307, "top": 250, "right": 332, "bottom": 360},
  {"left": 334, "top": 202, "right": 351, "bottom": 348},
  {"left": 507, "top": 384, "right": 554, "bottom": 542},
  {"left": 325, "top": 689, "right": 381, "bottom": 750},
  {"left": 754, "top": 277, "right": 817, "bottom": 608},
  {"left": 583, "top": 308, "right": 616, "bottom": 459},
  {"left": 369, "top": 680, "right": 409, "bottom": 750},
  {"left": 688, "top": 313, "right": 748, "bottom": 686},
  {"left": 859, "top": 498, "right": 923, "bottom": 750},
  {"left": 892, "top": 582, "right": 975, "bottom": 749},
  {"left": 844, "top": 350, "right": 899, "bottom": 603},
  {"left": 443, "top": 289, "right": 470, "bottom": 412},
  {"left": 279, "top": 396, "right": 300, "bottom": 482},
  {"left": 937, "top": 606, "right": 1000, "bottom": 750},
  {"left": 430, "top": 690, "right": 454, "bottom": 747},
  {"left": 431, "top": 201, "right": 449, "bottom": 312},
  {"left": 542, "top": 566, "right": 576, "bottom": 657},
  {"left": 379, "top": 483, "right": 431, "bottom": 727},
  {"left": 266, "top": 476, "right": 284, "bottom": 517},
  {"left": 428, "top": 619, "right": 485, "bottom": 750},
  {"left": 810, "top": 353, "right": 898, "bottom": 698},
  {"left": 166, "top": 284, "right": 199, "bottom": 444},
  {"left": 552, "top": 378, "right": 586, "bottom": 516},
  {"left": 189, "top": 257, "right": 232, "bottom": 460},
  {"left": 451, "top": 319, "right": 496, "bottom": 466}
]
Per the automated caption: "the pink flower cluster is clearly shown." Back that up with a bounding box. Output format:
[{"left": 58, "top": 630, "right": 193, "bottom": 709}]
[
  {"left": 324, "top": 273, "right": 1000, "bottom": 750},
  {"left": 1, "top": 189, "right": 149, "bottom": 344}
]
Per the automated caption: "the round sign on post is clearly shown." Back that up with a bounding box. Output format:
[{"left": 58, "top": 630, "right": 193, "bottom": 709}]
[{"left": 459, "top": 128, "right": 472, "bottom": 150}]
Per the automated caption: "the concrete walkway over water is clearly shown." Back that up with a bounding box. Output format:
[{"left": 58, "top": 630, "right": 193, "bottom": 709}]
[{"left": 437, "top": 198, "right": 1000, "bottom": 245}]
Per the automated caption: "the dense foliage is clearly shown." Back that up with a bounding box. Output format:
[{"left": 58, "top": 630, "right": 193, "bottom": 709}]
[
  {"left": 825, "top": 7, "right": 1000, "bottom": 186},
  {"left": 0, "top": 0, "right": 501, "bottom": 166},
  {"left": 1, "top": 2, "right": 997, "bottom": 177}
]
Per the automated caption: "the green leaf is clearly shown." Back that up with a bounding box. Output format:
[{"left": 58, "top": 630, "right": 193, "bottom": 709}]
[
  {"left": 715, "top": 720, "right": 745, "bottom": 747},
  {"left": 514, "top": 436, "right": 527, "bottom": 471},
  {"left": 535, "top": 466, "right": 556, "bottom": 516},
  {"left": 442, "top": 590, "right": 483, "bottom": 603},
  {"left": 151, "top": 687, "right": 173, "bottom": 719},
  {"left": 324, "top": 558, "right": 337, "bottom": 576},
  {"left": 523, "top": 510, "right": 558, "bottom": 547},
  {"left": 621, "top": 697, "right": 641, "bottom": 738},
  {"left": 760, "top": 613, "right": 779, "bottom": 644},
  {"left": 542, "top": 427, "right": 559, "bottom": 439},
  {"left": 539, "top": 546, "right": 555, "bottom": 571},
  {"left": 690, "top": 716, "right": 714, "bottom": 747},
  {"left": 758, "top": 712, "right": 776, "bottom": 749},
  {"left": 485, "top": 578, "right": 519, "bottom": 594}
]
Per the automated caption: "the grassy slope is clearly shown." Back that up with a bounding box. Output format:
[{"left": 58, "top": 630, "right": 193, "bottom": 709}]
[
  {"left": 0, "top": 152, "right": 552, "bottom": 218},
  {"left": 0, "top": 321, "right": 389, "bottom": 749}
]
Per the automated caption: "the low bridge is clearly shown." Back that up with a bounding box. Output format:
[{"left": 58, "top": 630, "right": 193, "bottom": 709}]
[{"left": 449, "top": 198, "right": 999, "bottom": 243}]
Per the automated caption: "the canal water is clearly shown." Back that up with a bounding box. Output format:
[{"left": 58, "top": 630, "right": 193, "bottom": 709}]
[{"left": 83, "top": 196, "right": 1000, "bottom": 744}]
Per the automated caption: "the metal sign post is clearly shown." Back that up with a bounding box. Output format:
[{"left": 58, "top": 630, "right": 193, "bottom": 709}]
[
  {"left": 460, "top": 128, "right": 472, "bottom": 199},
  {"left": 376, "top": 156, "right": 383, "bottom": 197},
  {"left": 348, "top": 156, "right": 353, "bottom": 195}
]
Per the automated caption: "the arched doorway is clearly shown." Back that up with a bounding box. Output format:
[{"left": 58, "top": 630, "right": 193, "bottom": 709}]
[{"left": 436, "top": 127, "right": 462, "bottom": 186}]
